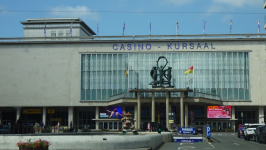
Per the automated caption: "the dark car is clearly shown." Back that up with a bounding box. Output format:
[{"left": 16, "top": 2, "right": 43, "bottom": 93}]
[
  {"left": 258, "top": 125, "right": 266, "bottom": 144},
  {"left": 0, "top": 125, "right": 8, "bottom": 134},
  {"left": 141, "top": 122, "right": 168, "bottom": 132},
  {"left": 195, "top": 126, "right": 203, "bottom": 134},
  {"left": 253, "top": 126, "right": 263, "bottom": 142}
]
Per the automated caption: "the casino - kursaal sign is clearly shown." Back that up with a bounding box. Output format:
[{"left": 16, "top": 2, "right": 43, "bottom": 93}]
[{"left": 112, "top": 43, "right": 215, "bottom": 50}]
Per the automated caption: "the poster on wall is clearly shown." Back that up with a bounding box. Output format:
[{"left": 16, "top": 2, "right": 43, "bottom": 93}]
[
  {"left": 99, "top": 107, "right": 123, "bottom": 119},
  {"left": 207, "top": 106, "right": 232, "bottom": 118}
]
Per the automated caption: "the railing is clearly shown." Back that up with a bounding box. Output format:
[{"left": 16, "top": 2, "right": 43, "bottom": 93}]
[
  {"left": 109, "top": 91, "right": 221, "bottom": 101},
  {"left": 1, "top": 33, "right": 266, "bottom": 42},
  {"left": 0, "top": 124, "right": 118, "bottom": 135}
]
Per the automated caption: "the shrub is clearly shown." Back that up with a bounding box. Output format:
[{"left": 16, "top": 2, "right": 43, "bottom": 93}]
[{"left": 16, "top": 139, "right": 51, "bottom": 149}]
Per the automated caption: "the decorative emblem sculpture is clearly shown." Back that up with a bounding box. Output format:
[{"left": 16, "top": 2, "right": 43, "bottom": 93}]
[
  {"left": 149, "top": 56, "right": 174, "bottom": 88},
  {"left": 121, "top": 112, "right": 138, "bottom": 135}
]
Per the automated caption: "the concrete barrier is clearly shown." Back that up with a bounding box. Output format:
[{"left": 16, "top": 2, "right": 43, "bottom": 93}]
[{"left": 0, "top": 132, "right": 172, "bottom": 150}]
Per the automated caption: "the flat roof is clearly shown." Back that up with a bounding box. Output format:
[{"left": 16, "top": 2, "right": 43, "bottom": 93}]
[{"left": 20, "top": 18, "right": 96, "bottom": 35}]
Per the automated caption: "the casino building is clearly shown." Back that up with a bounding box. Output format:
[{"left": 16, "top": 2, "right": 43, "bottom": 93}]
[{"left": 0, "top": 18, "right": 265, "bottom": 132}]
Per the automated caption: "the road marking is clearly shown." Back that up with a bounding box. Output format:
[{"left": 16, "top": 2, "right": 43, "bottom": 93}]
[
  {"left": 234, "top": 143, "right": 239, "bottom": 146},
  {"left": 180, "top": 143, "right": 194, "bottom": 145},
  {"left": 178, "top": 146, "right": 195, "bottom": 149}
]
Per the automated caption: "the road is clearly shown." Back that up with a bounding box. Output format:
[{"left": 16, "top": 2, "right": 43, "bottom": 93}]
[{"left": 156, "top": 133, "right": 266, "bottom": 150}]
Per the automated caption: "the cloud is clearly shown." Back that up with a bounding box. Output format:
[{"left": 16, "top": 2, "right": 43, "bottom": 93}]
[
  {"left": 0, "top": 6, "right": 6, "bottom": 15},
  {"left": 212, "top": 0, "right": 261, "bottom": 7},
  {"left": 50, "top": 5, "right": 100, "bottom": 21},
  {"left": 222, "top": 15, "right": 233, "bottom": 22},
  {"left": 161, "top": 0, "right": 194, "bottom": 6}
]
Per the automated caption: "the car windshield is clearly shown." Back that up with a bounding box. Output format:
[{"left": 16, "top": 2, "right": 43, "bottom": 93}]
[{"left": 248, "top": 125, "right": 261, "bottom": 128}]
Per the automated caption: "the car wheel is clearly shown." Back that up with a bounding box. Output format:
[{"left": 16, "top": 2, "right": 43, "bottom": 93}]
[
  {"left": 244, "top": 136, "right": 247, "bottom": 140},
  {"left": 263, "top": 139, "right": 266, "bottom": 144},
  {"left": 247, "top": 136, "right": 250, "bottom": 141}
]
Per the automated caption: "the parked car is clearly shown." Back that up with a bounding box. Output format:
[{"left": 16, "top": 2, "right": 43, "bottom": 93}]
[
  {"left": 0, "top": 125, "right": 8, "bottom": 134},
  {"left": 195, "top": 126, "right": 203, "bottom": 134},
  {"left": 253, "top": 126, "right": 263, "bottom": 142},
  {"left": 257, "top": 125, "right": 266, "bottom": 144},
  {"left": 141, "top": 122, "right": 168, "bottom": 132},
  {"left": 243, "top": 124, "right": 262, "bottom": 141}
]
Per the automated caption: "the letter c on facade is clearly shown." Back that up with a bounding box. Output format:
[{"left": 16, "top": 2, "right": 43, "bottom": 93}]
[{"left": 113, "top": 44, "right": 118, "bottom": 50}]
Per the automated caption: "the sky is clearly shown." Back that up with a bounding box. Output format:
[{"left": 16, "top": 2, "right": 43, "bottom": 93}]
[{"left": 0, "top": 0, "right": 265, "bottom": 37}]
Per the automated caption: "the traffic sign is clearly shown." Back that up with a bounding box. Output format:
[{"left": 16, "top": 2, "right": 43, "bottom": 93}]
[
  {"left": 178, "top": 127, "right": 196, "bottom": 134},
  {"left": 206, "top": 126, "right": 211, "bottom": 137}
]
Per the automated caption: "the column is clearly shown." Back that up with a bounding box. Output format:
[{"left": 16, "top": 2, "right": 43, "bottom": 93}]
[
  {"left": 152, "top": 92, "right": 155, "bottom": 122},
  {"left": 166, "top": 92, "right": 169, "bottom": 129},
  {"left": 68, "top": 107, "right": 74, "bottom": 128},
  {"left": 134, "top": 104, "right": 138, "bottom": 129},
  {"left": 137, "top": 92, "right": 141, "bottom": 130},
  {"left": 231, "top": 106, "right": 235, "bottom": 132},
  {"left": 42, "top": 107, "right": 46, "bottom": 126},
  {"left": 180, "top": 92, "right": 184, "bottom": 127},
  {"left": 259, "top": 106, "right": 264, "bottom": 124},
  {"left": 95, "top": 106, "right": 99, "bottom": 130},
  {"left": 16, "top": 107, "right": 21, "bottom": 122},
  {"left": 185, "top": 103, "right": 188, "bottom": 127}
]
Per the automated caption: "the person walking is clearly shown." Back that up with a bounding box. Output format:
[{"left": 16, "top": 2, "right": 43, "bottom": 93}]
[
  {"left": 147, "top": 122, "right": 151, "bottom": 132},
  {"left": 57, "top": 121, "right": 60, "bottom": 133},
  {"left": 40, "top": 121, "right": 44, "bottom": 128}
]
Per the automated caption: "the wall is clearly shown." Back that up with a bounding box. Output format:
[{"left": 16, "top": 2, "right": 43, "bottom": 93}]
[
  {"left": 0, "top": 40, "right": 265, "bottom": 107},
  {"left": 0, "top": 133, "right": 172, "bottom": 150}
]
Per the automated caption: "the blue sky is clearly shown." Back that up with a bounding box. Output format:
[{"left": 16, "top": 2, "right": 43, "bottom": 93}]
[{"left": 0, "top": 0, "right": 265, "bottom": 37}]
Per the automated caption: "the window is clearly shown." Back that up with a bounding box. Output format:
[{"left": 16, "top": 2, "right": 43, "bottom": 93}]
[
  {"left": 51, "top": 31, "right": 56, "bottom": 37},
  {"left": 58, "top": 31, "right": 63, "bottom": 37}
]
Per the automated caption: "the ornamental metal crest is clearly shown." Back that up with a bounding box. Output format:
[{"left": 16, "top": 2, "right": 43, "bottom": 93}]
[{"left": 149, "top": 56, "right": 174, "bottom": 88}]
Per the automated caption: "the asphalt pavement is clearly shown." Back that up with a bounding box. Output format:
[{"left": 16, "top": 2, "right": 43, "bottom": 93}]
[{"left": 156, "top": 133, "right": 266, "bottom": 150}]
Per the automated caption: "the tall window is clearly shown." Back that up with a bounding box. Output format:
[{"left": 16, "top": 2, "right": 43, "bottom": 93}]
[
  {"left": 81, "top": 52, "right": 250, "bottom": 101},
  {"left": 51, "top": 31, "right": 56, "bottom": 37}
]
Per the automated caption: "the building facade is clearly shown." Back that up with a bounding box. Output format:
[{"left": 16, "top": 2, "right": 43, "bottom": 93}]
[{"left": 0, "top": 18, "right": 265, "bottom": 131}]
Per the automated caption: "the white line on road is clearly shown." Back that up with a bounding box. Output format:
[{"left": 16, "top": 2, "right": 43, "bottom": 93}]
[{"left": 234, "top": 143, "right": 239, "bottom": 146}]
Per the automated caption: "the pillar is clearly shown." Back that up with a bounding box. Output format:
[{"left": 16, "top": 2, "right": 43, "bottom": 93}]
[
  {"left": 185, "top": 103, "right": 188, "bottom": 127},
  {"left": 95, "top": 106, "right": 99, "bottom": 130},
  {"left": 166, "top": 92, "right": 170, "bottom": 129},
  {"left": 231, "top": 106, "right": 235, "bottom": 132},
  {"left": 16, "top": 107, "right": 21, "bottom": 122},
  {"left": 42, "top": 107, "right": 46, "bottom": 126},
  {"left": 152, "top": 92, "right": 155, "bottom": 122},
  {"left": 134, "top": 104, "right": 138, "bottom": 128},
  {"left": 137, "top": 92, "right": 141, "bottom": 130},
  {"left": 68, "top": 107, "right": 74, "bottom": 128},
  {"left": 259, "top": 106, "right": 264, "bottom": 124},
  {"left": 180, "top": 92, "right": 184, "bottom": 127}
]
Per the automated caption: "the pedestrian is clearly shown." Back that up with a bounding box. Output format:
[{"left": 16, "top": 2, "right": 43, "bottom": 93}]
[
  {"left": 40, "top": 121, "right": 44, "bottom": 128},
  {"left": 57, "top": 121, "right": 60, "bottom": 133},
  {"left": 262, "top": 122, "right": 265, "bottom": 125},
  {"left": 147, "top": 122, "right": 151, "bottom": 132}
]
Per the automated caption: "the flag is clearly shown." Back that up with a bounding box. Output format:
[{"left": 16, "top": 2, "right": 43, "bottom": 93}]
[
  {"left": 258, "top": 19, "right": 260, "bottom": 33},
  {"left": 97, "top": 22, "right": 99, "bottom": 36},
  {"left": 44, "top": 23, "right": 46, "bottom": 37},
  {"left": 184, "top": 66, "right": 193, "bottom": 75},
  {"left": 203, "top": 20, "right": 206, "bottom": 34},
  {"left": 70, "top": 22, "right": 72, "bottom": 36},
  {"left": 150, "top": 20, "right": 151, "bottom": 35},
  {"left": 230, "top": 19, "right": 233, "bottom": 33},
  {"left": 176, "top": 20, "right": 179, "bottom": 34},
  {"left": 125, "top": 66, "right": 128, "bottom": 77},
  {"left": 123, "top": 21, "right": 125, "bottom": 35}
]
